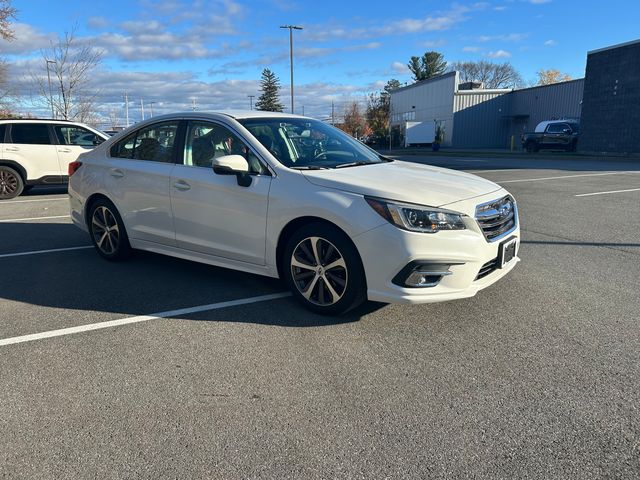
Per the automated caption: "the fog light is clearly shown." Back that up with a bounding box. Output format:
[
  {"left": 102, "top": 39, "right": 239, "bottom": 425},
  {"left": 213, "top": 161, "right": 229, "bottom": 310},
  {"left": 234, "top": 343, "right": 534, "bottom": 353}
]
[{"left": 392, "top": 263, "right": 459, "bottom": 288}]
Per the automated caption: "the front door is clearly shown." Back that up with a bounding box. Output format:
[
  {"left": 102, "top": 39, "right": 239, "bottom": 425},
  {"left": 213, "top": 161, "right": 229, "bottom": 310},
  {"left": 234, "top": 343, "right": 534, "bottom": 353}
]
[
  {"left": 104, "top": 121, "right": 180, "bottom": 246},
  {"left": 170, "top": 121, "right": 272, "bottom": 265},
  {"left": 52, "top": 124, "right": 104, "bottom": 177}
]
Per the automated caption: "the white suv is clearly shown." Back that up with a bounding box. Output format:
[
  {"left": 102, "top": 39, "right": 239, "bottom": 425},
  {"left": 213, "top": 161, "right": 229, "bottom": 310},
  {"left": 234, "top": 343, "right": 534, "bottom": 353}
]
[
  {"left": 0, "top": 119, "right": 108, "bottom": 199},
  {"left": 69, "top": 111, "right": 520, "bottom": 315}
]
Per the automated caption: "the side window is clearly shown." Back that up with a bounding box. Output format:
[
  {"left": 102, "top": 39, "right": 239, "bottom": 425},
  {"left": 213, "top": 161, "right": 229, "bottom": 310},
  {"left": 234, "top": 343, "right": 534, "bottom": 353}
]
[
  {"left": 546, "top": 123, "right": 564, "bottom": 134},
  {"left": 110, "top": 122, "right": 179, "bottom": 163},
  {"left": 0, "top": 124, "right": 5, "bottom": 143},
  {"left": 184, "top": 122, "right": 266, "bottom": 174},
  {"left": 10, "top": 124, "right": 52, "bottom": 145},
  {"left": 55, "top": 126, "right": 97, "bottom": 146}
]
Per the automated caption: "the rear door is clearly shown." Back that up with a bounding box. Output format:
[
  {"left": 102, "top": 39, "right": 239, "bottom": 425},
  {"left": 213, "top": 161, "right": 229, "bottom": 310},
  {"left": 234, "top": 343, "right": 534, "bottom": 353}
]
[
  {"left": 53, "top": 124, "right": 105, "bottom": 177},
  {"left": 104, "top": 121, "right": 180, "bottom": 246},
  {"left": 5, "top": 123, "right": 60, "bottom": 183}
]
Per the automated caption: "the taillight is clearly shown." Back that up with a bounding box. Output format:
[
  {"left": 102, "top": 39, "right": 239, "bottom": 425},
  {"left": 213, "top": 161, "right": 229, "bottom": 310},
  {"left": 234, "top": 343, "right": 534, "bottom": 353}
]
[{"left": 68, "top": 161, "right": 82, "bottom": 176}]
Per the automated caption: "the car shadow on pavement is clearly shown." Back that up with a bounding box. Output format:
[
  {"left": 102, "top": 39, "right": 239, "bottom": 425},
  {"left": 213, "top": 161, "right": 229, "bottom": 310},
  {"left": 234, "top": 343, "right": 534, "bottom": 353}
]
[{"left": 0, "top": 222, "right": 384, "bottom": 327}]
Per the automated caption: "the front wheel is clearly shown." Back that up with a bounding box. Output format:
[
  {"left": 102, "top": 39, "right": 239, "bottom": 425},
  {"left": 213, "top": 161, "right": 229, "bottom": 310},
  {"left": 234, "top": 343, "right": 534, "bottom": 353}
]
[
  {"left": 88, "top": 199, "right": 131, "bottom": 261},
  {"left": 0, "top": 166, "right": 24, "bottom": 200},
  {"left": 282, "top": 223, "right": 366, "bottom": 315}
]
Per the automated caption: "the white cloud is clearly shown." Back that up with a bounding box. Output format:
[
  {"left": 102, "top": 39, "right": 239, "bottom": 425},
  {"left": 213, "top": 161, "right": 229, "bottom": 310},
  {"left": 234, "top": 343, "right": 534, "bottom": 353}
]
[
  {"left": 0, "top": 23, "right": 55, "bottom": 55},
  {"left": 463, "top": 46, "right": 481, "bottom": 52},
  {"left": 485, "top": 50, "right": 511, "bottom": 58},
  {"left": 422, "top": 39, "right": 446, "bottom": 48},
  {"left": 478, "top": 33, "right": 528, "bottom": 42},
  {"left": 544, "top": 39, "right": 557, "bottom": 46},
  {"left": 494, "top": 6, "right": 507, "bottom": 11},
  {"left": 391, "top": 62, "right": 410, "bottom": 74}
]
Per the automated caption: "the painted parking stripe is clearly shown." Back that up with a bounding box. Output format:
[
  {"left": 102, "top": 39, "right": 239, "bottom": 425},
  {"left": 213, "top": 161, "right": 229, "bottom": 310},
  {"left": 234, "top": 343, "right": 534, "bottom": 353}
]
[
  {"left": 574, "top": 187, "right": 640, "bottom": 197},
  {"left": 498, "top": 171, "right": 640, "bottom": 184},
  {"left": 0, "top": 246, "right": 93, "bottom": 259},
  {"left": 0, "top": 292, "right": 291, "bottom": 347},
  {"left": 0, "top": 197, "right": 68, "bottom": 204},
  {"left": 0, "top": 215, "right": 70, "bottom": 223}
]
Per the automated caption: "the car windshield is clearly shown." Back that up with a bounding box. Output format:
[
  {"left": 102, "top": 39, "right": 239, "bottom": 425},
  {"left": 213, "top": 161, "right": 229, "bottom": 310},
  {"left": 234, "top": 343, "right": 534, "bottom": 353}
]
[{"left": 239, "top": 117, "right": 387, "bottom": 169}]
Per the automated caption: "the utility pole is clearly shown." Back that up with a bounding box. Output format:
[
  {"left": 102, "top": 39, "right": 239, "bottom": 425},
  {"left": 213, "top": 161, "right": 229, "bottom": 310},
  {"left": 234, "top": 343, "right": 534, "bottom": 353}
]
[
  {"left": 149, "top": 102, "right": 155, "bottom": 117},
  {"left": 248, "top": 95, "right": 255, "bottom": 110},
  {"left": 45, "top": 59, "right": 56, "bottom": 119},
  {"left": 302, "top": 105, "right": 305, "bottom": 116},
  {"left": 331, "top": 101, "right": 335, "bottom": 125},
  {"left": 140, "top": 99, "right": 145, "bottom": 121},
  {"left": 191, "top": 98, "right": 197, "bottom": 111},
  {"left": 280, "top": 25, "right": 303, "bottom": 114},
  {"left": 124, "top": 92, "right": 129, "bottom": 127}
]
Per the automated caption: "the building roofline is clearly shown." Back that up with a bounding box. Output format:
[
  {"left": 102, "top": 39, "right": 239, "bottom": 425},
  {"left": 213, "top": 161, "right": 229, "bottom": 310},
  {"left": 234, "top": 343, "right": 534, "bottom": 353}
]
[
  {"left": 510, "top": 77, "right": 584, "bottom": 94},
  {"left": 588, "top": 38, "right": 640, "bottom": 55},
  {"left": 389, "top": 71, "right": 457, "bottom": 93},
  {"left": 455, "top": 88, "right": 512, "bottom": 94}
]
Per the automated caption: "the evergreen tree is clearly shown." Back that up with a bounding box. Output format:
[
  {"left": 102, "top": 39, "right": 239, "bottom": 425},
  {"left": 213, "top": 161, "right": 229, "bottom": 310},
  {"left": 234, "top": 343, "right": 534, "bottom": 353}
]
[
  {"left": 255, "top": 68, "right": 284, "bottom": 112},
  {"left": 407, "top": 51, "right": 447, "bottom": 82}
]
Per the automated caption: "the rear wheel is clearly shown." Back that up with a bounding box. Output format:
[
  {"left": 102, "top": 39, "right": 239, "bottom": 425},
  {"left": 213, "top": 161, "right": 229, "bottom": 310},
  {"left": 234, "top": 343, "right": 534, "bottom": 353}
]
[
  {"left": 282, "top": 223, "right": 366, "bottom": 315},
  {"left": 0, "top": 166, "right": 24, "bottom": 200},
  {"left": 88, "top": 199, "right": 131, "bottom": 261}
]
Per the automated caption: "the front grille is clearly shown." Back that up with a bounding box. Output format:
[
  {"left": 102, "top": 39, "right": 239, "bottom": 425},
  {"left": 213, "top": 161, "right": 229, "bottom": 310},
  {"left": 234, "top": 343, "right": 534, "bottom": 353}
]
[
  {"left": 475, "top": 257, "right": 498, "bottom": 280},
  {"left": 475, "top": 195, "right": 517, "bottom": 242}
]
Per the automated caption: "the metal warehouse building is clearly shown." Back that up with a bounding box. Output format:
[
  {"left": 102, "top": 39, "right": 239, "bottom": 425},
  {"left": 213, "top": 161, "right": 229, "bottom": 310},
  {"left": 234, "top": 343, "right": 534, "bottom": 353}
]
[
  {"left": 390, "top": 72, "right": 584, "bottom": 149},
  {"left": 390, "top": 38, "right": 640, "bottom": 153}
]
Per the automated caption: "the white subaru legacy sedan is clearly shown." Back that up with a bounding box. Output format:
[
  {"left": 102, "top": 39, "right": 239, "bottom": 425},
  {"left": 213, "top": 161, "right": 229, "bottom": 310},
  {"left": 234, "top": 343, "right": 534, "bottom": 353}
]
[{"left": 69, "top": 111, "right": 519, "bottom": 315}]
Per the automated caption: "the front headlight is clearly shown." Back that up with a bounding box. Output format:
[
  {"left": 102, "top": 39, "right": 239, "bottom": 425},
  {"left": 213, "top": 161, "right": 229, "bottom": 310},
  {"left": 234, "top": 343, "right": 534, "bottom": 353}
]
[{"left": 365, "top": 197, "right": 466, "bottom": 233}]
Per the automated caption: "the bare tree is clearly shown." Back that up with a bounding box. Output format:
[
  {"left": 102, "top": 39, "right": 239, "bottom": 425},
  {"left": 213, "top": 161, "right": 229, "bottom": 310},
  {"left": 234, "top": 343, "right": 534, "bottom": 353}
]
[
  {"left": 0, "top": 0, "right": 17, "bottom": 40},
  {"left": 34, "top": 28, "right": 102, "bottom": 121},
  {"left": 536, "top": 69, "right": 572, "bottom": 85},
  {"left": 450, "top": 61, "right": 523, "bottom": 89}
]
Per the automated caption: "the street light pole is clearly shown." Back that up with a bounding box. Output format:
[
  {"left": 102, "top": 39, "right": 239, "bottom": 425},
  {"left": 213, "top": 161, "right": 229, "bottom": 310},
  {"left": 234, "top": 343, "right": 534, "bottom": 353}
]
[
  {"left": 248, "top": 95, "right": 255, "bottom": 110},
  {"left": 280, "top": 25, "right": 303, "bottom": 114},
  {"left": 45, "top": 59, "right": 56, "bottom": 119}
]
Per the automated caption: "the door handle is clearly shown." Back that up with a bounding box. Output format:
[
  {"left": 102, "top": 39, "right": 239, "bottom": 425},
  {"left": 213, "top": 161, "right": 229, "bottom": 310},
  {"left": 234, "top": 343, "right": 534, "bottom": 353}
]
[
  {"left": 109, "top": 168, "right": 125, "bottom": 178},
  {"left": 173, "top": 180, "right": 191, "bottom": 191},
  {"left": 5, "top": 146, "right": 19, "bottom": 152},
  {"left": 58, "top": 148, "right": 72, "bottom": 153}
]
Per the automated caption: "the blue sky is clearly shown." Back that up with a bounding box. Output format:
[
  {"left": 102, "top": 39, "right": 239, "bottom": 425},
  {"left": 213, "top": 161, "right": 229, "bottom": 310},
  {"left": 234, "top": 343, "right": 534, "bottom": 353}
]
[{"left": 2, "top": 0, "right": 639, "bottom": 124}]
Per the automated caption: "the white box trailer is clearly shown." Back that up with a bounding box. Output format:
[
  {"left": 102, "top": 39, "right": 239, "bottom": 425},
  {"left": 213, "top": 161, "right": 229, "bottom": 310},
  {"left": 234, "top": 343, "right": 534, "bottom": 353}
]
[{"left": 404, "top": 121, "right": 436, "bottom": 147}]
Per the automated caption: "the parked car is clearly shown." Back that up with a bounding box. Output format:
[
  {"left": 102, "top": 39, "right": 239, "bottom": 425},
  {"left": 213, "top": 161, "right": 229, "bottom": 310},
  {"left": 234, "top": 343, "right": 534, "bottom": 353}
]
[
  {"left": 521, "top": 120, "right": 580, "bottom": 152},
  {"left": 69, "top": 111, "right": 520, "bottom": 315},
  {"left": 0, "top": 119, "right": 108, "bottom": 199}
]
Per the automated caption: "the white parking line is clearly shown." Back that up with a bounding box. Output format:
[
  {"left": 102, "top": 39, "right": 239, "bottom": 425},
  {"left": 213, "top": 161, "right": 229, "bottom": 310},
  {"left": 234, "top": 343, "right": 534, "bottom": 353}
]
[
  {"left": 467, "top": 169, "right": 523, "bottom": 174},
  {"left": 0, "top": 246, "right": 93, "bottom": 259},
  {"left": 498, "top": 171, "right": 640, "bottom": 184},
  {"left": 0, "top": 197, "right": 68, "bottom": 204},
  {"left": 0, "top": 292, "right": 291, "bottom": 347},
  {"left": 0, "top": 215, "right": 70, "bottom": 223},
  {"left": 575, "top": 187, "right": 640, "bottom": 197}
]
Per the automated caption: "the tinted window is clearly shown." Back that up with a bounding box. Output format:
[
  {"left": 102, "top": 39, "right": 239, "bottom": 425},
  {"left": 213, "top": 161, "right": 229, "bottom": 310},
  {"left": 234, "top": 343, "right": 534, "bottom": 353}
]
[
  {"left": 547, "top": 123, "right": 570, "bottom": 134},
  {"left": 55, "top": 126, "right": 97, "bottom": 146},
  {"left": 0, "top": 124, "right": 5, "bottom": 143},
  {"left": 184, "top": 121, "right": 266, "bottom": 174},
  {"left": 10, "top": 124, "right": 52, "bottom": 145},
  {"left": 110, "top": 122, "right": 179, "bottom": 163}
]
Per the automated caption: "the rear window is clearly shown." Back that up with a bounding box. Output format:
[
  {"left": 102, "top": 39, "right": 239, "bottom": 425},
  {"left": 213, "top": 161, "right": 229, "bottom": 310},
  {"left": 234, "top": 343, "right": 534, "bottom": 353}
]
[{"left": 10, "top": 124, "right": 52, "bottom": 145}]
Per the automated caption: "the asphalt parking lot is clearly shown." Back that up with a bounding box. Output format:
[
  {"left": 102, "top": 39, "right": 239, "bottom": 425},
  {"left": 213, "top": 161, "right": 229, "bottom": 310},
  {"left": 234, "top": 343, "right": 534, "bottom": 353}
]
[{"left": 1, "top": 155, "right": 638, "bottom": 479}]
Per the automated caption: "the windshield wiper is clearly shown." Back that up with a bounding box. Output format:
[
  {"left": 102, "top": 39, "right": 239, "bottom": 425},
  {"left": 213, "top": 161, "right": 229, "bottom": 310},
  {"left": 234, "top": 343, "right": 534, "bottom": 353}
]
[
  {"left": 290, "top": 165, "right": 330, "bottom": 170},
  {"left": 334, "top": 161, "right": 377, "bottom": 169},
  {"left": 378, "top": 154, "right": 394, "bottom": 162}
]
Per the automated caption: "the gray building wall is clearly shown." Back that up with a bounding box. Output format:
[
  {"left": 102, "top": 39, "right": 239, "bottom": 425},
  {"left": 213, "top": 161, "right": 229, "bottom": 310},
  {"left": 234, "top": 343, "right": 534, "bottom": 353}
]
[
  {"left": 390, "top": 72, "right": 457, "bottom": 146},
  {"left": 506, "top": 79, "right": 584, "bottom": 140},
  {"left": 452, "top": 91, "right": 510, "bottom": 148},
  {"left": 580, "top": 40, "right": 640, "bottom": 153}
]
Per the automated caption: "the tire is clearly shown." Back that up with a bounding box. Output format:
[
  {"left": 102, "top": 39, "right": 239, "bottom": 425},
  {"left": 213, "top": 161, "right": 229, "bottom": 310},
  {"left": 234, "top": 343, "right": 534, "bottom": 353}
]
[
  {"left": 0, "top": 166, "right": 24, "bottom": 200},
  {"left": 282, "top": 223, "right": 367, "bottom": 315},
  {"left": 88, "top": 198, "right": 131, "bottom": 261},
  {"left": 525, "top": 141, "right": 538, "bottom": 153}
]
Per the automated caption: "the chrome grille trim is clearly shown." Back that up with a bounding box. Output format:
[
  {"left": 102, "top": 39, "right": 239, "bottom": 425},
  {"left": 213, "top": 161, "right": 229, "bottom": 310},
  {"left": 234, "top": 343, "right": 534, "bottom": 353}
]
[{"left": 475, "top": 195, "right": 518, "bottom": 242}]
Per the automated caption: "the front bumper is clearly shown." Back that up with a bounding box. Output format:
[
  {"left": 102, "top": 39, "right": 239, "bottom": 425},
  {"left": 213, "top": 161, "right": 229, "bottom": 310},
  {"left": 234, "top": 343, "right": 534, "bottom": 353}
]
[{"left": 352, "top": 218, "right": 520, "bottom": 305}]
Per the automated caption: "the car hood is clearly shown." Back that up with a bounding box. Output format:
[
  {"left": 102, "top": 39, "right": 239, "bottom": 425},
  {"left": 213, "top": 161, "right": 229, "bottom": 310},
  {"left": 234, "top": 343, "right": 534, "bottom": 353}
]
[{"left": 300, "top": 160, "right": 502, "bottom": 207}]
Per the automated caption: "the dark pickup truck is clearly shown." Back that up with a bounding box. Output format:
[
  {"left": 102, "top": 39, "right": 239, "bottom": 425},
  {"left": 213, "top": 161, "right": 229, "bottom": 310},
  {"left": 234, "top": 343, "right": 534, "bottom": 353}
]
[{"left": 521, "top": 121, "right": 580, "bottom": 152}]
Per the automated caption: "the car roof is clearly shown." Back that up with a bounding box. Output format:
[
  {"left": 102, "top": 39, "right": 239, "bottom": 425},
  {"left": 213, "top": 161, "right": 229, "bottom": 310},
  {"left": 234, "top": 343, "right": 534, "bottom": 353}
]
[{"left": 0, "top": 118, "right": 91, "bottom": 126}]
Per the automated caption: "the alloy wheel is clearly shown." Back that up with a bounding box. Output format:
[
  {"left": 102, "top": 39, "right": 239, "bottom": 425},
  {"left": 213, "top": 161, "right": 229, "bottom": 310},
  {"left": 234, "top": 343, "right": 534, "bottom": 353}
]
[
  {"left": 0, "top": 170, "right": 19, "bottom": 197},
  {"left": 92, "top": 206, "right": 120, "bottom": 255},
  {"left": 290, "top": 236, "right": 348, "bottom": 306}
]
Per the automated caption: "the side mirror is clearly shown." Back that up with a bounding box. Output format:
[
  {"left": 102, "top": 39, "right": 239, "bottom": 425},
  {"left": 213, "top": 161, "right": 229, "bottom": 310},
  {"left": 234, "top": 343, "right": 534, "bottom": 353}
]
[
  {"left": 212, "top": 154, "right": 252, "bottom": 187},
  {"left": 562, "top": 128, "right": 571, "bottom": 134}
]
